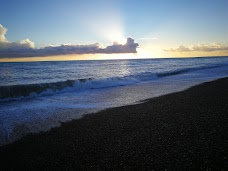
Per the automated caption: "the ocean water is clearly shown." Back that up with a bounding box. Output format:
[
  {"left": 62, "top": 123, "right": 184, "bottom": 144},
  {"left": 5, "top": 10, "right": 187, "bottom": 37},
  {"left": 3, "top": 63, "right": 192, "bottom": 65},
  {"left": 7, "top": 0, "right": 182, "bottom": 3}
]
[{"left": 0, "top": 56, "right": 228, "bottom": 145}]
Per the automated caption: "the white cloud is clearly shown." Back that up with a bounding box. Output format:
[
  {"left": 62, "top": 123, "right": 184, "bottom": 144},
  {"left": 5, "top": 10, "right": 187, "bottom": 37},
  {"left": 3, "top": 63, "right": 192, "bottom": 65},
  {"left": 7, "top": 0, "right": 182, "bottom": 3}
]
[
  {"left": 0, "top": 24, "right": 7, "bottom": 42},
  {"left": 18, "top": 38, "right": 35, "bottom": 49},
  {"left": 0, "top": 24, "right": 35, "bottom": 51}
]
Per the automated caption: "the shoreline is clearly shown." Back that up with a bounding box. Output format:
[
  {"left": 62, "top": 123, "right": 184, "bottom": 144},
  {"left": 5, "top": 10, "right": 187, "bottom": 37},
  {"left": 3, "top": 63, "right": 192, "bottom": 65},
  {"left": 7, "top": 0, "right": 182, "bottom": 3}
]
[{"left": 0, "top": 77, "right": 228, "bottom": 169}]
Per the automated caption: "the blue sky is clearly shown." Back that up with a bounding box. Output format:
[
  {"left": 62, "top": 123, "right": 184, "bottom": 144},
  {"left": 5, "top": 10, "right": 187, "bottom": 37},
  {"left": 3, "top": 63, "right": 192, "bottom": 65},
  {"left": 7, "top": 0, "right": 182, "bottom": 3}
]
[{"left": 0, "top": 0, "right": 228, "bottom": 60}]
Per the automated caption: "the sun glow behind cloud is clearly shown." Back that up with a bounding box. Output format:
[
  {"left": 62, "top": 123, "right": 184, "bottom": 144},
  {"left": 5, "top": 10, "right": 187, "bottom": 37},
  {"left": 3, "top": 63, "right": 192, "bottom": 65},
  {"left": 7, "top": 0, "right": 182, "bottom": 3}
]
[{"left": 81, "top": 1, "right": 125, "bottom": 45}]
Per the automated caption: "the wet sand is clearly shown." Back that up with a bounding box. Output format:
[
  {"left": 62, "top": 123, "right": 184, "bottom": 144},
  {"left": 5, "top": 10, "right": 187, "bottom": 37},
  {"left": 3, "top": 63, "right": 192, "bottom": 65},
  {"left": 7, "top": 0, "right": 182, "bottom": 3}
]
[{"left": 0, "top": 78, "right": 228, "bottom": 170}]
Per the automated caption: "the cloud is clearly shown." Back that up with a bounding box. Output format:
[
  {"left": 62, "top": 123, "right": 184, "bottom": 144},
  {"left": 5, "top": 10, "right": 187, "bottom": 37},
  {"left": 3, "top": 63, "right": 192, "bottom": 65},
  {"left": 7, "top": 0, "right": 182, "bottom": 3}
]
[
  {"left": 0, "top": 24, "right": 7, "bottom": 42},
  {"left": 191, "top": 43, "right": 228, "bottom": 52},
  {"left": 0, "top": 24, "right": 139, "bottom": 58},
  {"left": 165, "top": 45, "right": 191, "bottom": 52},
  {"left": 0, "top": 24, "right": 35, "bottom": 51},
  {"left": 165, "top": 43, "right": 228, "bottom": 52},
  {"left": 103, "top": 38, "right": 139, "bottom": 53}
]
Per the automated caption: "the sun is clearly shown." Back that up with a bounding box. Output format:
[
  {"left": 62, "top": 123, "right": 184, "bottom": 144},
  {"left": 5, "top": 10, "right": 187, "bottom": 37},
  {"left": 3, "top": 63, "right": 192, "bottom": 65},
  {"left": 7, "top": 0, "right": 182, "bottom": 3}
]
[
  {"left": 115, "top": 37, "right": 126, "bottom": 45},
  {"left": 108, "top": 31, "right": 126, "bottom": 45},
  {"left": 112, "top": 34, "right": 126, "bottom": 45}
]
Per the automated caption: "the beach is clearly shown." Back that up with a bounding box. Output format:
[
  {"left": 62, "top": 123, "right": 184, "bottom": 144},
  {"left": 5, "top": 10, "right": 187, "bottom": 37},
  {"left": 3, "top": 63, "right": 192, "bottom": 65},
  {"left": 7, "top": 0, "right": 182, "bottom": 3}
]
[{"left": 0, "top": 77, "right": 227, "bottom": 170}]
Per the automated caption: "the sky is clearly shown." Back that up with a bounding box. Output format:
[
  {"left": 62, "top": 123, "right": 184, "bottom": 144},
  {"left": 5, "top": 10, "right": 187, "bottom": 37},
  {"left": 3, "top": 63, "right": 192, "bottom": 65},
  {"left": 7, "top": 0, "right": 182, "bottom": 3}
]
[{"left": 0, "top": 0, "right": 228, "bottom": 61}]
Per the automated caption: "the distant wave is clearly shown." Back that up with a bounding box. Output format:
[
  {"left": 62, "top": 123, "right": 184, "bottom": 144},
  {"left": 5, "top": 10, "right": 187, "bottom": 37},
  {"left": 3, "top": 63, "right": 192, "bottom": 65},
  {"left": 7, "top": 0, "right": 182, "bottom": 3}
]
[
  {"left": 157, "top": 64, "right": 222, "bottom": 77},
  {"left": 0, "top": 63, "right": 225, "bottom": 101}
]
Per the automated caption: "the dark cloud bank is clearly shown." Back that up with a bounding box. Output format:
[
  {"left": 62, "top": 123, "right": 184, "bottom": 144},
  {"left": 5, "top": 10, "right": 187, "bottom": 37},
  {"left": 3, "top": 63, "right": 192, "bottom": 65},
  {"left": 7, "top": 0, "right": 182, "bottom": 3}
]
[{"left": 0, "top": 24, "right": 139, "bottom": 58}]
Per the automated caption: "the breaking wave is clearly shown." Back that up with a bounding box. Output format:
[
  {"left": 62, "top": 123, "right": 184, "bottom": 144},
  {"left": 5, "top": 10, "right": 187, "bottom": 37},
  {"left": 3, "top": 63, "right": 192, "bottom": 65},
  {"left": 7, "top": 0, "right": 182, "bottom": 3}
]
[{"left": 0, "top": 63, "right": 223, "bottom": 101}]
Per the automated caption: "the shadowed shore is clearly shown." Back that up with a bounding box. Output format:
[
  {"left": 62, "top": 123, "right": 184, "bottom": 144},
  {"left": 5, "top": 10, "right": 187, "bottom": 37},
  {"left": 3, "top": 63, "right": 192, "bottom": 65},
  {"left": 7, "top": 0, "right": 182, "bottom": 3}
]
[{"left": 0, "top": 78, "right": 228, "bottom": 170}]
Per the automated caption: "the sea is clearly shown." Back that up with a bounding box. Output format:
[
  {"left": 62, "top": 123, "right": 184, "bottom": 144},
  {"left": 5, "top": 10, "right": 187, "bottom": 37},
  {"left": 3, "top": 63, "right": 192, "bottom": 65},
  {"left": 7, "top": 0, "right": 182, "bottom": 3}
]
[{"left": 0, "top": 56, "right": 228, "bottom": 145}]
